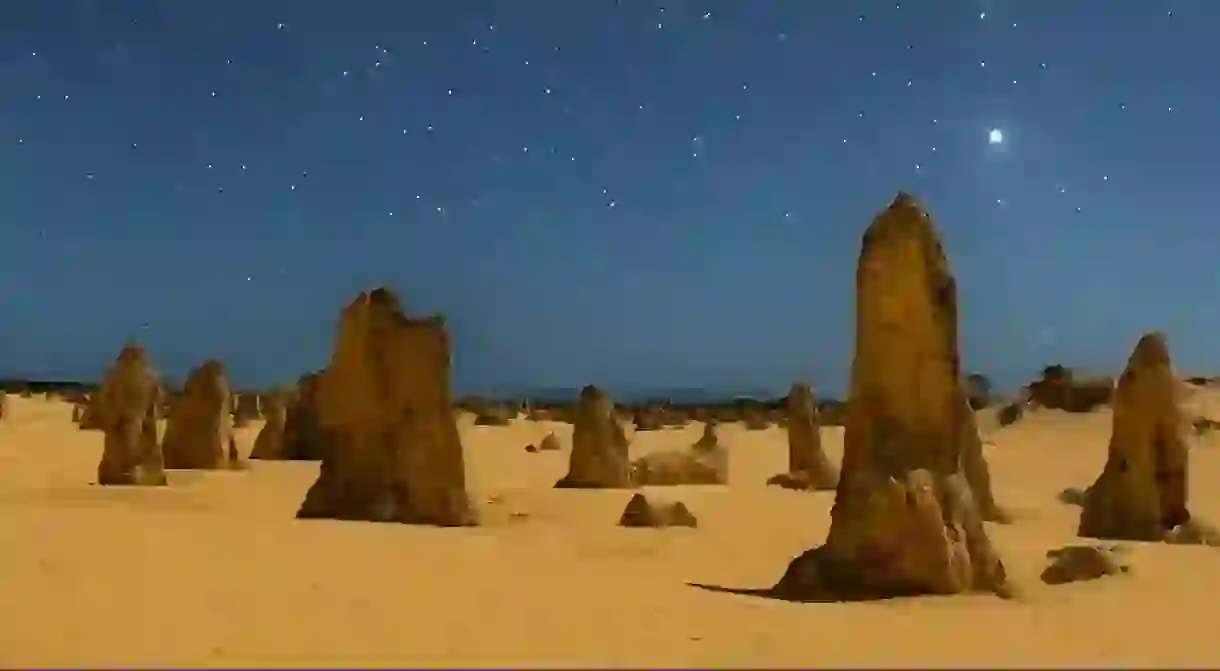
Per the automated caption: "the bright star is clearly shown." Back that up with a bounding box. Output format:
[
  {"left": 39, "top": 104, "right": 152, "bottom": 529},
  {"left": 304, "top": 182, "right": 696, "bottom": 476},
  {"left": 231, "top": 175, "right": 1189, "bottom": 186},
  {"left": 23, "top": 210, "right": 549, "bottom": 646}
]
[{"left": 988, "top": 128, "right": 1004, "bottom": 145}]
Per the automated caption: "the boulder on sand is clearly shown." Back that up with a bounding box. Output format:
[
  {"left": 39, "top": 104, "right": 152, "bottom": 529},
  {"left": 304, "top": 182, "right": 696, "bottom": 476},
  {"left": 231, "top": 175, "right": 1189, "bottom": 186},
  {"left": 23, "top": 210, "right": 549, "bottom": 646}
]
[
  {"left": 773, "top": 192, "right": 1012, "bottom": 600},
  {"left": 618, "top": 493, "right": 698, "bottom": 528},
  {"left": 297, "top": 287, "right": 476, "bottom": 526}
]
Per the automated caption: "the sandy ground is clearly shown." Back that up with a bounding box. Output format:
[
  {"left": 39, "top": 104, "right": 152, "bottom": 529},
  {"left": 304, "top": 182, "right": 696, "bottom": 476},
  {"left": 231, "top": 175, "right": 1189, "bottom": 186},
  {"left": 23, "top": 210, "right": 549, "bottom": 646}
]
[{"left": 2, "top": 393, "right": 1220, "bottom": 669}]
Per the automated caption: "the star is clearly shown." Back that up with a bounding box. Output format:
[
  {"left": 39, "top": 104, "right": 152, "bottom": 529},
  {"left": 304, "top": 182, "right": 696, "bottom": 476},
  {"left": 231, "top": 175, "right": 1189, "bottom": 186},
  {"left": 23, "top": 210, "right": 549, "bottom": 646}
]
[{"left": 988, "top": 128, "right": 1004, "bottom": 145}]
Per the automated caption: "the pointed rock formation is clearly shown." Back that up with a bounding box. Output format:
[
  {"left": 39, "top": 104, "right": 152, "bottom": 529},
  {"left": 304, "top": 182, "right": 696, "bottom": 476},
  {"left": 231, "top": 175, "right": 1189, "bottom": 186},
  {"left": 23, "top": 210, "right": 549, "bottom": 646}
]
[
  {"left": 694, "top": 421, "right": 719, "bottom": 449},
  {"left": 161, "top": 360, "right": 237, "bottom": 470},
  {"left": 767, "top": 382, "right": 839, "bottom": 491},
  {"left": 774, "top": 192, "right": 1011, "bottom": 601},
  {"left": 554, "top": 385, "right": 633, "bottom": 489},
  {"left": 297, "top": 288, "right": 476, "bottom": 526},
  {"left": 1077, "top": 333, "right": 1208, "bottom": 543},
  {"left": 618, "top": 493, "right": 698, "bottom": 528},
  {"left": 95, "top": 344, "right": 167, "bottom": 486},
  {"left": 0, "top": 390, "right": 7, "bottom": 421},
  {"left": 249, "top": 389, "right": 288, "bottom": 459}
]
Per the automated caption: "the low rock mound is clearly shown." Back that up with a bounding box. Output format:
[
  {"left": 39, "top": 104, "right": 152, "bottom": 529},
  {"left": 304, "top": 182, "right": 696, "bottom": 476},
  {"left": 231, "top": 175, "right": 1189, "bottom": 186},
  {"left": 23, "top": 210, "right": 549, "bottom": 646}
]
[
  {"left": 1040, "top": 545, "right": 1130, "bottom": 585},
  {"left": 631, "top": 436, "right": 728, "bottom": 486},
  {"left": 618, "top": 493, "right": 697, "bottom": 528},
  {"left": 1028, "top": 365, "right": 1113, "bottom": 412}
]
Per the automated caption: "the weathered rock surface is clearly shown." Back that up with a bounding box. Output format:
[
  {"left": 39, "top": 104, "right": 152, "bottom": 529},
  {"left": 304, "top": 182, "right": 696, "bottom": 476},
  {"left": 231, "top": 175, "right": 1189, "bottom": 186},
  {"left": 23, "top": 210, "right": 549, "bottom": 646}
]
[
  {"left": 767, "top": 382, "right": 839, "bottom": 491},
  {"left": 554, "top": 385, "right": 633, "bottom": 489},
  {"left": 95, "top": 344, "right": 167, "bottom": 486},
  {"left": 296, "top": 288, "right": 476, "bottom": 526},
  {"left": 618, "top": 493, "right": 697, "bottom": 528},
  {"left": 773, "top": 192, "right": 1011, "bottom": 601},
  {"left": 1077, "top": 333, "right": 1211, "bottom": 543},
  {"left": 162, "top": 360, "right": 239, "bottom": 470}
]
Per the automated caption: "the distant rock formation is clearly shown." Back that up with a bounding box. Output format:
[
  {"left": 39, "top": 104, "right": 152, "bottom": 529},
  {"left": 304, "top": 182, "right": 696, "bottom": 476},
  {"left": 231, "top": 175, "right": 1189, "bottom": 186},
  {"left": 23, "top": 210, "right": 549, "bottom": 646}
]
[
  {"left": 618, "top": 493, "right": 697, "bottom": 528},
  {"left": 77, "top": 392, "right": 105, "bottom": 430},
  {"left": 473, "top": 403, "right": 514, "bottom": 427},
  {"left": 1028, "top": 365, "right": 1113, "bottom": 412},
  {"left": 250, "top": 389, "right": 289, "bottom": 459},
  {"left": 631, "top": 420, "right": 728, "bottom": 486},
  {"left": 95, "top": 344, "right": 167, "bottom": 486},
  {"left": 162, "top": 360, "right": 240, "bottom": 470},
  {"left": 957, "top": 386, "right": 1011, "bottom": 523},
  {"left": 232, "top": 392, "right": 262, "bottom": 428},
  {"left": 1077, "top": 333, "right": 1214, "bottom": 544},
  {"left": 773, "top": 192, "right": 1011, "bottom": 601},
  {"left": 0, "top": 390, "right": 7, "bottom": 421},
  {"left": 554, "top": 385, "right": 633, "bottom": 489},
  {"left": 965, "top": 373, "right": 993, "bottom": 410},
  {"left": 767, "top": 382, "right": 839, "bottom": 491},
  {"left": 249, "top": 374, "right": 329, "bottom": 460},
  {"left": 741, "top": 408, "right": 770, "bottom": 430},
  {"left": 296, "top": 288, "right": 476, "bottom": 526},
  {"left": 633, "top": 406, "right": 664, "bottom": 431}
]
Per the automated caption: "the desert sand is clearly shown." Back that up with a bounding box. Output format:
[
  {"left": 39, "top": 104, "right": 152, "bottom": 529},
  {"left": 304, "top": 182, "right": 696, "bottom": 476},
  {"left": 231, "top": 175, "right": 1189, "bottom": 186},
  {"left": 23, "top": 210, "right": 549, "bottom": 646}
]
[
  {"left": 4, "top": 194, "right": 1220, "bottom": 669},
  {"left": 0, "top": 394, "right": 1218, "bottom": 668}
]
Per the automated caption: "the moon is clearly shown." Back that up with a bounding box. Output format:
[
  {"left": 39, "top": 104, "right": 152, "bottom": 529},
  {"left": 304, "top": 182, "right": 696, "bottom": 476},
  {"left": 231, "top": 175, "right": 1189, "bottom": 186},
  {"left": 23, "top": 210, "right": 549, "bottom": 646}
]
[{"left": 988, "top": 128, "right": 1004, "bottom": 145}]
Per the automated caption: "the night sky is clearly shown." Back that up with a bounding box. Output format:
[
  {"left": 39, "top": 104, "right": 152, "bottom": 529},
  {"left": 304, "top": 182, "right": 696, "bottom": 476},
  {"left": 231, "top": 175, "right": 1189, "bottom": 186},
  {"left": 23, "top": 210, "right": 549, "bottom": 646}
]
[{"left": 1, "top": 1, "right": 1217, "bottom": 398}]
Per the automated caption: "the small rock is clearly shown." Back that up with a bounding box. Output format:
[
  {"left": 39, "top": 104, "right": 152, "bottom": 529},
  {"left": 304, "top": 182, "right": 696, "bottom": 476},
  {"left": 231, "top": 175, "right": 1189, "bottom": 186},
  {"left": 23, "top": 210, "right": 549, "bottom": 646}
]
[
  {"left": 1041, "top": 544, "right": 1130, "bottom": 585},
  {"left": 618, "top": 493, "right": 697, "bottom": 529}
]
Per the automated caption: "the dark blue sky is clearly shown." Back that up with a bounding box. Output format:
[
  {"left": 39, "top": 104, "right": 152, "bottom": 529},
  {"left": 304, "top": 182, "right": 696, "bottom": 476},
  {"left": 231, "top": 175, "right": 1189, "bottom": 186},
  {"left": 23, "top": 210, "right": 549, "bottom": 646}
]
[{"left": 1, "top": 1, "right": 1216, "bottom": 397}]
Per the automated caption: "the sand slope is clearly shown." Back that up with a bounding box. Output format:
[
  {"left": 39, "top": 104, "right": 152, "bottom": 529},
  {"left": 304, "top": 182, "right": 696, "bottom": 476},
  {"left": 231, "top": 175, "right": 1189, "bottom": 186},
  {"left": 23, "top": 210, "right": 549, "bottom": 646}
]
[{"left": 2, "top": 394, "right": 1220, "bottom": 668}]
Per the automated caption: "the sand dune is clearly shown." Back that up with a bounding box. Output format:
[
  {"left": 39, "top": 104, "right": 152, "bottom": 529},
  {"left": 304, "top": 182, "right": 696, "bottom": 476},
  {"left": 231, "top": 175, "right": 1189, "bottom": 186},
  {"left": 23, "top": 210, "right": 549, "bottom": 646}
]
[{"left": 3, "top": 393, "right": 1220, "bottom": 668}]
